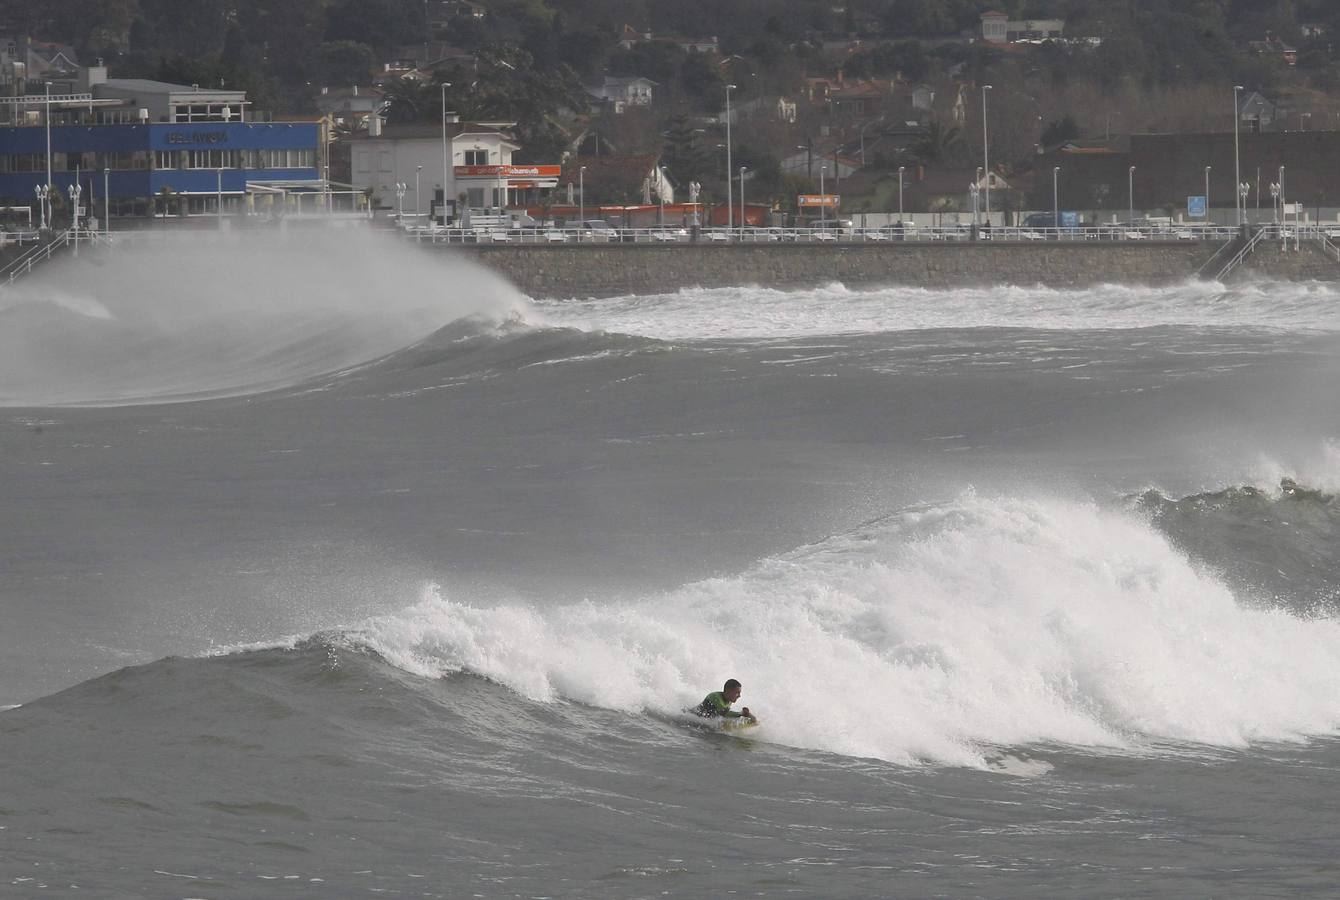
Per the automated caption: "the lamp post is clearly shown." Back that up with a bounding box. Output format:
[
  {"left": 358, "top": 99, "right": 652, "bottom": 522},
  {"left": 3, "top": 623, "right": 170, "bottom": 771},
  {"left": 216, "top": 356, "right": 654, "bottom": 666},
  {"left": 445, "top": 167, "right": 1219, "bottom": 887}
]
[
  {"left": 35, "top": 184, "right": 48, "bottom": 230},
  {"left": 216, "top": 167, "right": 224, "bottom": 229},
  {"left": 579, "top": 165, "right": 586, "bottom": 232},
  {"left": 415, "top": 165, "right": 422, "bottom": 222},
  {"left": 724, "top": 83, "right": 736, "bottom": 231},
  {"left": 897, "top": 165, "right": 905, "bottom": 220},
  {"left": 103, "top": 167, "right": 109, "bottom": 233},
  {"left": 1052, "top": 166, "right": 1060, "bottom": 232},
  {"left": 1233, "top": 85, "right": 1244, "bottom": 225},
  {"left": 981, "top": 84, "right": 992, "bottom": 225},
  {"left": 68, "top": 181, "right": 81, "bottom": 255},
  {"left": 969, "top": 181, "right": 979, "bottom": 232},
  {"left": 974, "top": 166, "right": 982, "bottom": 226},
  {"left": 1128, "top": 165, "right": 1136, "bottom": 226},
  {"left": 1269, "top": 180, "right": 1280, "bottom": 224},
  {"left": 819, "top": 164, "right": 827, "bottom": 227},
  {"left": 1277, "top": 165, "right": 1284, "bottom": 234},
  {"left": 441, "top": 81, "right": 452, "bottom": 228},
  {"left": 44, "top": 82, "right": 53, "bottom": 207},
  {"left": 1239, "top": 181, "right": 1251, "bottom": 228},
  {"left": 395, "top": 181, "right": 406, "bottom": 223},
  {"left": 1204, "top": 165, "right": 1211, "bottom": 225},
  {"left": 738, "top": 165, "right": 747, "bottom": 236}
]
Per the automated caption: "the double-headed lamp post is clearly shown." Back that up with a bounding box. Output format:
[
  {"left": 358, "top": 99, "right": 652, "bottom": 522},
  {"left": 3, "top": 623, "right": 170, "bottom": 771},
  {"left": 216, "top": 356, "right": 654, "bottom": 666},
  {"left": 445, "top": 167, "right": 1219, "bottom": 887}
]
[
  {"left": 441, "top": 81, "right": 452, "bottom": 227},
  {"left": 897, "top": 166, "right": 905, "bottom": 220},
  {"left": 394, "top": 182, "right": 406, "bottom": 223},
  {"left": 415, "top": 165, "right": 422, "bottom": 221},
  {"left": 1269, "top": 180, "right": 1280, "bottom": 224},
  {"left": 34, "top": 184, "right": 48, "bottom": 230},
  {"left": 1239, "top": 181, "right": 1251, "bottom": 227},
  {"left": 579, "top": 165, "right": 586, "bottom": 231}
]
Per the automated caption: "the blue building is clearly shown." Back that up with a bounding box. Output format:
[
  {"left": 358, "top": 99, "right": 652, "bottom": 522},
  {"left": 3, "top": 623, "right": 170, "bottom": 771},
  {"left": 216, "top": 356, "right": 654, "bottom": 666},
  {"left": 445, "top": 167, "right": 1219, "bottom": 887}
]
[{"left": 0, "top": 66, "right": 322, "bottom": 221}]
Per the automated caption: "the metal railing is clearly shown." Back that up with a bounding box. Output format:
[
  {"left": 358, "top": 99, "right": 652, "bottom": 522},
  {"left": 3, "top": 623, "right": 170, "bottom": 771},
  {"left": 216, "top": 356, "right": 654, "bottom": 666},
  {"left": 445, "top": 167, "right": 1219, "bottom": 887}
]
[
  {"left": 0, "top": 227, "right": 114, "bottom": 287},
  {"left": 404, "top": 223, "right": 1250, "bottom": 246},
  {"left": 1214, "top": 226, "right": 1269, "bottom": 281}
]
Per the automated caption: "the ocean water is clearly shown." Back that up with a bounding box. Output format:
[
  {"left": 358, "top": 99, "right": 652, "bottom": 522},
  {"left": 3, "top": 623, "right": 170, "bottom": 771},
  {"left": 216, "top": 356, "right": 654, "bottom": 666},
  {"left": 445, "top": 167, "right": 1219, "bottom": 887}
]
[{"left": 3, "top": 231, "right": 1340, "bottom": 898}]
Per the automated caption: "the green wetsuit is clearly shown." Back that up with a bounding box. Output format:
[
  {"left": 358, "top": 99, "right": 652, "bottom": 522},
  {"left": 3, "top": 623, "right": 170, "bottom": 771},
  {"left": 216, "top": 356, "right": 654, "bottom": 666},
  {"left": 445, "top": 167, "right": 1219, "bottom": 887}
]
[{"left": 697, "top": 691, "right": 743, "bottom": 718}]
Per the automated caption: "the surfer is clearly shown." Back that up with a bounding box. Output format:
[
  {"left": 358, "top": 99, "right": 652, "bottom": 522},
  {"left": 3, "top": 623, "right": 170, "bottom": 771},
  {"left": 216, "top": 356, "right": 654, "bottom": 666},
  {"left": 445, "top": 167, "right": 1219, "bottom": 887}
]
[{"left": 695, "top": 679, "right": 754, "bottom": 721}]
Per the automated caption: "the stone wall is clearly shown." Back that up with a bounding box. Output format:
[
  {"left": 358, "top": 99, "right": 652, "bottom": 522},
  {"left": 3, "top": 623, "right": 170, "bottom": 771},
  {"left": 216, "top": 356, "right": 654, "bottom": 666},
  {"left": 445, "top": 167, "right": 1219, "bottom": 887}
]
[
  {"left": 1233, "top": 241, "right": 1340, "bottom": 282},
  {"left": 445, "top": 243, "right": 1226, "bottom": 299}
]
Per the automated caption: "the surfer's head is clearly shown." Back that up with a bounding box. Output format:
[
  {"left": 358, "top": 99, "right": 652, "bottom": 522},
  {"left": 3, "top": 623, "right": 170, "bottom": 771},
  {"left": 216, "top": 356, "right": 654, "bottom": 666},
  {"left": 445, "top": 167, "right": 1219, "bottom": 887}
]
[{"left": 723, "top": 679, "right": 742, "bottom": 702}]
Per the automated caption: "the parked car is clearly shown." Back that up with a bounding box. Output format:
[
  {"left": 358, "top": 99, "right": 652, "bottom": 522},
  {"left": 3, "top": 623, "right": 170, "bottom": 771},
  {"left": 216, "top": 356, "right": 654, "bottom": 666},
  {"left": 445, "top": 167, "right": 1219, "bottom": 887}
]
[
  {"left": 544, "top": 229, "right": 568, "bottom": 243},
  {"left": 861, "top": 229, "right": 890, "bottom": 241},
  {"left": 1019, "top": 230, "right": 1046, "bottom": 241},
  {"left": 812, "top": 230, "right": 838, "bottom": 242},
  {"left": 703, "top": 229, "right": 731, "bottom": 242},
  {"left": 650, "top": 228, "right": 686, "bottom": 242},
  {"left": 1323, "top": 227, "right": 1340, "bottom": 239},
  {"left": 1173, "top": 228, "right": 1197, "bottom": 240}
]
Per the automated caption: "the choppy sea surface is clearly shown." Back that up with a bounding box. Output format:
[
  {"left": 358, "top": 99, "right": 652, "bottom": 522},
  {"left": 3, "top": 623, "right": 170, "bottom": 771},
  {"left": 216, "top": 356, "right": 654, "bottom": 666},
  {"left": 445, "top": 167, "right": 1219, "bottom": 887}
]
[{"left": 3, "top": 232, "right": 1340, "bottom": 897}]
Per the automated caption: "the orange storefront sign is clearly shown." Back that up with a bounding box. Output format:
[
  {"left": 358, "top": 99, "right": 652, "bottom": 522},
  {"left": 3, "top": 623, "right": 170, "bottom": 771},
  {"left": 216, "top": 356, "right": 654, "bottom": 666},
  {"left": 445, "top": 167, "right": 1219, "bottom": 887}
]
[{"left": 454, "top": 165, "right": 563, "bottom": 177}]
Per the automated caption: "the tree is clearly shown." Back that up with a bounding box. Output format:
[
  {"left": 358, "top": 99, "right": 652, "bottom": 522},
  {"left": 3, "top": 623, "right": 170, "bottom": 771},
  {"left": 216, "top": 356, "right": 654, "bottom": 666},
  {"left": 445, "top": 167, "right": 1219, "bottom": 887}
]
[
  {"left": 314, "top": 41, "right": 375, "bottom": 88},
  {"left": 913, "top": 119, "right": 964, "bottom": 165}
]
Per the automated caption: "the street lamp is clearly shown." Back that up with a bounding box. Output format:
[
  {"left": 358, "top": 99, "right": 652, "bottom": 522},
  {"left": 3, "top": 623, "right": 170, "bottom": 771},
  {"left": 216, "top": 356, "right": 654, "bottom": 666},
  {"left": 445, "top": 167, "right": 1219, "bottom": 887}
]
[
  {"left": 724, "top": 83, "right": 736, "bottom": 230},
  {"left": 897, "top": 165, "right": 905, "bottom": 220},
  {"left": 969, "top": 181, "right": 979, "bottom": 230},
  {"left": 579, "top": 165, "right": 586, "bottom": 232},
  {"left": 34, "top": 184, "right": 48, "bottom": 230},
  {"left": 1233, "top": 85, "right": 1244, "bottom": 225},
  {"left": 1269, "top": 180, "right": 1280, "bottom": 224},
  {"left": 1052, "top": 166, "right": 1060, "bottom": 233},
  {"left": 1239, "top": 181, "right": 1251, "bottom": 227},
  {"left": 819, "top": 164, "right": 827, "bottom": 227},
  {"left": 1128, "top": 165, "right": 1136, "bottom": 225},
  {"left": 1276, "top": 165, "right": 1284, "bottom": 232},
  {"left": 738, "top": 165, "right": 747, "bottom": 236},
  {"left": 395, "top": 181, "right": 406, "bottom": 223},
  {"left": 44, "top": 82, "right": 53, "bottom": 207},
  {"left": 415, "top": 165, "right": 422, "bottom": 221},
  {"left": 974, "top": 166, "right": 982, "bottom": 226},
  {"left": 67, "top": 181, "right": 81, "bottom": 230},
  {"left": 981, "top": 84, "right": 992, "bottom": 224},
  {"left": 441, "top": 81, "right": 452, "bottom": 228},
  {"left": 1204, "top": 165, "right": 1211, "bottom": 224},
  {"left": 216, "top": 167, "right": 223, "bottom": 229}
]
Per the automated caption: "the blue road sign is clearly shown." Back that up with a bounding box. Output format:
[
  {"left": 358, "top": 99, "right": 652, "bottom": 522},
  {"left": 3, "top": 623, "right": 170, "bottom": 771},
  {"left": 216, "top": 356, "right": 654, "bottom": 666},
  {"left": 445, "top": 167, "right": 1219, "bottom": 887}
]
[{"left": 1188, "top": 195, "right": 1207, "bottom": 218}]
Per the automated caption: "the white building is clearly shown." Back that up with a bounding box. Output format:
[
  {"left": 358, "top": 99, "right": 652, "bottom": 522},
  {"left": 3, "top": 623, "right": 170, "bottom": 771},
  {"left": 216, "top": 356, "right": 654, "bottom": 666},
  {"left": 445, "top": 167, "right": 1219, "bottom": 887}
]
[
  {"left": 587, "top": 76, "right": 656, "bottom": 114},
  {"left": 349, "top": 120, "right": 559, "bottom": 221}
]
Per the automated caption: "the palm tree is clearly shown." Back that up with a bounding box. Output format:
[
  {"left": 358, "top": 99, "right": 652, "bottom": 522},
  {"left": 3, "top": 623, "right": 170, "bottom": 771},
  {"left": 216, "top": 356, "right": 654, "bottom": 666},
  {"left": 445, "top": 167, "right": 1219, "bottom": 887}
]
[{"left": 913, "top": 119, "right": 964, "bottom": 165}]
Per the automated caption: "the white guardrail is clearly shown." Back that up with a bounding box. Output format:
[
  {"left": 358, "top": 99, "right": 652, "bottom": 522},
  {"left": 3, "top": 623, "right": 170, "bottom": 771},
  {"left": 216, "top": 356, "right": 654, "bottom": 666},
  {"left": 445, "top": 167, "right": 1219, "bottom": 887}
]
[{"left": 403, "top": 223, "right": 1288, "bottom": 246}]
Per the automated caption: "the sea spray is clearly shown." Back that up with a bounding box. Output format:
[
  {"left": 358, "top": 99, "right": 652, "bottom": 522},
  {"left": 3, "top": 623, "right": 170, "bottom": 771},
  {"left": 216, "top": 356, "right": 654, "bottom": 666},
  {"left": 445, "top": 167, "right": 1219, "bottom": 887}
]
[
  {"left": 0, "top": 229, "right": 526, "bottom": 405},
  {"left": 341, "top": 492, "right": 1340, "bottom": 767}
]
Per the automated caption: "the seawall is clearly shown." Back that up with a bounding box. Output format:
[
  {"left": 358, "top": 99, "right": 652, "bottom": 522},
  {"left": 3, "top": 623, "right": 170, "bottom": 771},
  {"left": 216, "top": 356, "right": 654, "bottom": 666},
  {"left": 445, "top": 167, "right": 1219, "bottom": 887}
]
[{"left": 446, "top": 243, "right": 1227, "bottom": 299}]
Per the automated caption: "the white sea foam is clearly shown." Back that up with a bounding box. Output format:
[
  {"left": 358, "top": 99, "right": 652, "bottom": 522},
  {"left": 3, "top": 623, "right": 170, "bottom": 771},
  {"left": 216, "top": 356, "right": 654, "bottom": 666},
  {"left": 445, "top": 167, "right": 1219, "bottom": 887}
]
[
  {"left": 0, "top": 229, "right": 525, "bottom": 406},
  {"left": 345, "top": 492, "right": 1340, "bottom": 767},
  {"left": 529, "top": 279, "right": 1340, "bottom": 341}
]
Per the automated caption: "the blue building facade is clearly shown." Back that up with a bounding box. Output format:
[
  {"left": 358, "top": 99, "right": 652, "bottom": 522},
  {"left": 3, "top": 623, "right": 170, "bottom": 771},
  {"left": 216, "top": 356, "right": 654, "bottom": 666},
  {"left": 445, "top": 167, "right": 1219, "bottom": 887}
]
[{"left": 0, "top": 121, "right": 320, "bottom": 218}]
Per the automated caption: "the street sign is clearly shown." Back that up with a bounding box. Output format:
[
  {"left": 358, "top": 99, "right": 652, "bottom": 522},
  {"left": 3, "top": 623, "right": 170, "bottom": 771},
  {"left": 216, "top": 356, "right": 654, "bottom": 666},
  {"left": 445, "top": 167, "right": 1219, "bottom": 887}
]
[{"left": 1187, "top": 195, "right": 1207, "bottom": 218}]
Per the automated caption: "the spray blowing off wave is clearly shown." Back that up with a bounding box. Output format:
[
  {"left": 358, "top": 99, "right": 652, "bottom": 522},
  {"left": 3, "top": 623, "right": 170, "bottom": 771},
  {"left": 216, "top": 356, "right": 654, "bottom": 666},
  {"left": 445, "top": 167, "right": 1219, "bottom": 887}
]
[
  {"left": 0, "top": 229, "right": 528, "bottom": 406},
  {"left": 299, "top": 492, "right": 1340, "bottom": 768},
  {"left": 531, "top": 279, "right": 1340, "bottom": 341}
]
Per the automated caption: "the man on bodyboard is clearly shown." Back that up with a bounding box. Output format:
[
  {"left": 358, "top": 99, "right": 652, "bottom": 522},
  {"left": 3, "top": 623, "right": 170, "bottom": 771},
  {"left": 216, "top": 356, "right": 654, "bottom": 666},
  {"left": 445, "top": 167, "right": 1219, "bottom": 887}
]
[{"left": 695, "top": 678, "right": 755, "bottom": 723}]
